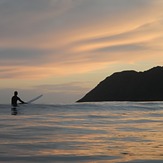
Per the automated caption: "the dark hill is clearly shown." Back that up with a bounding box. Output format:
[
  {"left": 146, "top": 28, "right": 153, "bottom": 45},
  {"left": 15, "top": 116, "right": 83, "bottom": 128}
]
[{"left": 77, "top": 66, "right": 163, "bottom": 102}]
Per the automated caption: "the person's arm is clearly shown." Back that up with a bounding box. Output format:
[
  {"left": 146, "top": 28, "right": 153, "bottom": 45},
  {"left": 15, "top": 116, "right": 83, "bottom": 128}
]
[{"left": 18, "top": 97, "right": 26, "bottom": 104}]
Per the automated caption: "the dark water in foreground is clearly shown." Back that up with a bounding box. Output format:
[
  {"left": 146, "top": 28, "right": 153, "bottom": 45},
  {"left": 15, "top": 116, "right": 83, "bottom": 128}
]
[{"left": 0, "top": 102, "right": 163, "bottom": 163}]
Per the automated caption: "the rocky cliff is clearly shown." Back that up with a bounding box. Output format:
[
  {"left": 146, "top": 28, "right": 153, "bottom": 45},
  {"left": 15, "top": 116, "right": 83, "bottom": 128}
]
[{"left": 77, "top": 66, "right": 163, "bottom": 102}]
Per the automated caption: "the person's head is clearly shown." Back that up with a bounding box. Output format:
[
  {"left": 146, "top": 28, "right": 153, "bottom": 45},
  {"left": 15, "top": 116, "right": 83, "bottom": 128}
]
[{"left": 14, "top": 91, "right": 18, "bottom": 96}]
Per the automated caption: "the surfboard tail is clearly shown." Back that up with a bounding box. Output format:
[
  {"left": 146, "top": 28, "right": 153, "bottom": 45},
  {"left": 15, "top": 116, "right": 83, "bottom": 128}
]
[{"left": 27, "top": 95, "right": 43, "bottom": 104}]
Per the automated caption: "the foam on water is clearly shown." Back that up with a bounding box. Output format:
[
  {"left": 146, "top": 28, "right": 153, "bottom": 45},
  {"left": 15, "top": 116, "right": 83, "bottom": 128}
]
[{"left": 0, "top": 102, "right": 163, "bottom": 163}]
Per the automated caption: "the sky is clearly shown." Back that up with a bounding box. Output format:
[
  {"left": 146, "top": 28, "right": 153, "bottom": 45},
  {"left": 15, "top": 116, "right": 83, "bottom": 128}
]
[{"left": 0, "top": 0, "right": 163, "bottom": 104}]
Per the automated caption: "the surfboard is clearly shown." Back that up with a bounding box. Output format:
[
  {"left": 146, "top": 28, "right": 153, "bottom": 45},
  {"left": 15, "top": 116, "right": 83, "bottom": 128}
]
[
  {"left": 11, "top": 95, "right": 43, "bottom": 115},
  {"left": 27, "top": 95, "right": 43, "bottom": 104}
]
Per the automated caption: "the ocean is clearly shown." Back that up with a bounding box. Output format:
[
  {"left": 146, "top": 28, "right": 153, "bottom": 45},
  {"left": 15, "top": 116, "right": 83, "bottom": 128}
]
[{"left": 0, "top": 102, "right": 163, "bottom": 163}]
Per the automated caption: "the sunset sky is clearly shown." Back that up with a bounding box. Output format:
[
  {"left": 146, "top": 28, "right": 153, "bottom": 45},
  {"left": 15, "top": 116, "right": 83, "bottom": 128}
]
[{"left": 0, "top": 0, "right": 163, "bottom": 104}]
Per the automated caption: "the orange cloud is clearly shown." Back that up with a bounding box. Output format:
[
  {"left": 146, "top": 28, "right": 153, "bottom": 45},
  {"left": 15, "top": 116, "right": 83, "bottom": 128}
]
[{"left": 0, "top": 0, "right": 163, "bottom": 80}]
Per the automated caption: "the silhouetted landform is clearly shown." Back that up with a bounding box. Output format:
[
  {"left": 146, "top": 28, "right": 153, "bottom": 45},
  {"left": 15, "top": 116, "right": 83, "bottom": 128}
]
[{"left": 77, "top": 66, "right": 163, "bottom": 102}]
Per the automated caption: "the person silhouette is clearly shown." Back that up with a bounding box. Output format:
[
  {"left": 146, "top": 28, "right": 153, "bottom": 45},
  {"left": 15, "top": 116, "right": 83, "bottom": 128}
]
[{"left": 11, "top": 91, "right": 26, "bottom": 107}]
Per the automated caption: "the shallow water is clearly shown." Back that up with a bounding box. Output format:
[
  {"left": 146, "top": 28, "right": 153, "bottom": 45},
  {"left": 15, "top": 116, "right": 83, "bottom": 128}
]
[{"left": 0, "top": 102, "right": 163, "bottom": 163}]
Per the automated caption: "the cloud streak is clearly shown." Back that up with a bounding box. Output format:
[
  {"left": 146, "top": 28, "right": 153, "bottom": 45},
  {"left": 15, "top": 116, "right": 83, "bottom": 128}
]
[{"left": 0, "top": 0, "right": 163, "bottom": 80}]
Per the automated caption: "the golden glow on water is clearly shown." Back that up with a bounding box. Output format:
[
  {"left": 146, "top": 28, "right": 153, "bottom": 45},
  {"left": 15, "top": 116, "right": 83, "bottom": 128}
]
[{"left": 1, "top": 103, "right": 163, "bottom": 162}]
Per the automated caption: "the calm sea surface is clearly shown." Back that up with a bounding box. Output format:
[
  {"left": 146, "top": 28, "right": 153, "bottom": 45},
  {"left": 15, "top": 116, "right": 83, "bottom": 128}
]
[{"left": 0, "top": 102, "right": 163, "bottom": 163}]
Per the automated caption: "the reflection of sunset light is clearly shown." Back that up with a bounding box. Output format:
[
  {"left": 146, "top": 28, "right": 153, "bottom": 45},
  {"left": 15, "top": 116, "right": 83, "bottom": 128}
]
[{"left": 12, "top": 109, "right": 162, "bottom": 163}]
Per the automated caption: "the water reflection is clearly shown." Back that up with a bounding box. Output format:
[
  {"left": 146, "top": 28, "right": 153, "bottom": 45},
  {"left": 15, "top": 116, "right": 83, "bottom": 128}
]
[
  {"left": 11, "top": 107, "right": 18, "bottom": 115},
  {"left": 0, "top": 103, "right": 163, "bottom": 163}
]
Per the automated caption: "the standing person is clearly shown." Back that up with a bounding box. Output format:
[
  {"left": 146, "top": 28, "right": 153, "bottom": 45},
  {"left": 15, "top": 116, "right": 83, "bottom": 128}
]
[{"left": 11, "top": 91, "right": 26, "bottom": 107}]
